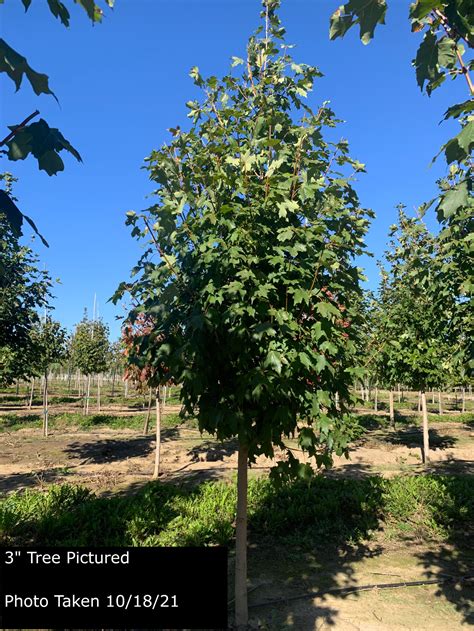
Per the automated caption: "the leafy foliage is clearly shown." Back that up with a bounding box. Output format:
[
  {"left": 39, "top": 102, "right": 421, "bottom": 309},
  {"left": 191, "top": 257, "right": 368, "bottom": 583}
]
[
  {"left": 0, "top": 0, "right": 114, "bottom": 236},
  {"left": 29, "top": 317, "right": 69, "bottom": 376},
  {"left": 373, "top": 209, "right": 455, "bottom": 390},
  {"left": 70, "top": 315, "right": 110, "bottom": 376},
  {"left": 0, "top": 187, "right": 52, "bottom": 386},
  {"left": 115, "top": 0, "right": 373, "bottom": 478},
  {"left": 6, "top": 118, "right": 82, "bottom": 176},
  {"left": 330, "top": 0, "right": 387, "bottom": 45}
]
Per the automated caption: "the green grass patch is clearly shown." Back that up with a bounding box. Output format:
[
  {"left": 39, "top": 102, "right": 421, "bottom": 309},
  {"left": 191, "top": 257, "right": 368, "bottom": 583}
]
[
  {"left": 1, "top": 474, "right": 471, "bottom": 547},
  {"left": 0, "top": 412, "right": 196, "bottom": 433}
]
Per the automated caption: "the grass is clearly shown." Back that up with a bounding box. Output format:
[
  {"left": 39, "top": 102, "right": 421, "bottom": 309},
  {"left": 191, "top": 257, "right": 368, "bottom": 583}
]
[
  {"left": 0, "top": 412, "right": 196, "bottom": 432},
  {"left": 1, "top": 474, "right": 472, "bottom": 547}
]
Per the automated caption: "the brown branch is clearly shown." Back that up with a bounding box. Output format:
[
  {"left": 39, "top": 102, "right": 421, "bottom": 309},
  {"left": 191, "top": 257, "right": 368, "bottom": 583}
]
[
  {"left": 432, "top": 9, "right": 474, "bottom": 95},
  {"left": 142, "top": 216, "right": 181, "bottom": 281},
  {"left": 0, "top": 110, "right": 40, "bottom": 147}
]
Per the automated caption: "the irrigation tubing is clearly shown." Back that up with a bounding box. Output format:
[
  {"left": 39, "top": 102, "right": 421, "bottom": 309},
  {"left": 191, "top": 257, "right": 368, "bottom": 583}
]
[{"left": 248, "top": 574, "right": 474, "bottom": 609}]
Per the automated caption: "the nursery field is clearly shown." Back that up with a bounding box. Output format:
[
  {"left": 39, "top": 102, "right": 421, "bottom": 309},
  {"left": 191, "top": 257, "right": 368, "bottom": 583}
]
[{"left": 1, "top": 383, "right": 473, "bottom": 630}]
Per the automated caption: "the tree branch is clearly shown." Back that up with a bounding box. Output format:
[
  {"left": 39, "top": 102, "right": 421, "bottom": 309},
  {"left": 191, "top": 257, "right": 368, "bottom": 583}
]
[{"left": 0, "top": 110, "right": 40, "bottom": 147}]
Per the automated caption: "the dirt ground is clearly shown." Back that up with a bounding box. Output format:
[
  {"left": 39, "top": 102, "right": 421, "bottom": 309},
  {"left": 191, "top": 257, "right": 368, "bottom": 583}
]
[
  {"left": 1, "top": 408, "right": 473, "bottom": 630},
  {"left": 0, "top": 412, "right": 472, "bottom": 495}
]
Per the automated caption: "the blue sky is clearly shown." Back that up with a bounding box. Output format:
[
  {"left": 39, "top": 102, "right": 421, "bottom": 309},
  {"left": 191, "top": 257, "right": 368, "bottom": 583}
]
[{"left": 1, "top": 0, "right": 464, "bottom": 339}]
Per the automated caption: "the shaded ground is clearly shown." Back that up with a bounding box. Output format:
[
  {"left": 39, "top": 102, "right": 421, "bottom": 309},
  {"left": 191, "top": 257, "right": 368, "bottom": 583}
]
[
  {"left": 242, "top": 539, "right": 474, "bottom": 630},
  {"left": 1, "top": 412, "right": 472, "bottom": 494},
  {"left": 1, "top": 407, "right": 473, "bottom": 630}
]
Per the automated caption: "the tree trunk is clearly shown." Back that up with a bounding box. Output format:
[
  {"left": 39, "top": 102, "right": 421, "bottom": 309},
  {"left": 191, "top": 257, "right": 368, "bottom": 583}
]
[
  {"left": 85, "top": 375, "right": 91, "bottom": 416},
  {"left": 462, "top": 388, "right": 465, "bottom": 413},
  {"left": 389, "top": 390, "right": 395, "bottom": 428},
  {"left": 162, "top": 385, "right": 167, "bottom": 412},
  {"left": 152, "top": 389, "right": 161, "bottom": 479},
  {"left": 397, "top": 383, "right": 401, "bottom": 403},
  {"left": 28, "top": 378, "right": 34, "bottom": 410},
  {"left": 438, "top": 390, "right": 443, "bottom": 415},
  {"left": 143, "top": 387, "right": 153, "bottom": 435},
  {"left": 124, "top": 379, "right": 129, "bottom": 398},
  {"left": 97, "top": 374, "right": 101, "bottom": 412},
  {"left": 421, "top": 390, "right": 429, "bottom": 465},
  {"left": 43, "top": 372, "right": 48, "bottom": 437},
  {"left": 417, "top": 391, "right": 421, "bottom": 413},
  {"left": 374, "top": 387, "right": 378, "bottom": 412},
  {"left": 235, "top": 441, "right": 248, "bottom": 630},
  {"left": 111, "top": 370, "right": 116, "bottom": 398}
]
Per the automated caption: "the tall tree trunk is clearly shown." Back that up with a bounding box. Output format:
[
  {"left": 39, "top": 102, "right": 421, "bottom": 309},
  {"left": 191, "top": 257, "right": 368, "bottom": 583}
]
[
  {"left": 374, "top": 387, "right": 378, "bottom": 412},
  {"left": 28, "top": 378, "right": 34, "bottom": 410},
  {"left": 462, "top": 387, "right": 465, "bottom": 413},
  {"left": 438, "top": 390, "right": 443, "bottom": 415},
  {"left": 111, "top": 370, "right": 116, "bottom": 398},
  {"left": 124, "top": 379, "right": 128, "bottom": 398},
  {"left": 397, "top": 383, "right": 401, "bottom": 403},
  {"left": 16, "top": 380, "right": 20, "bottom": 395},
  {"left": 143, "top": 387, "right": 153, "bottom": 434},
  {"left": 97, "top": 374, "right": 101, "bottom": 412},
  {"left": 421, "top": 390, "right": 429, "bottom": 465},
  {"left": 389, "top": 390, "right": 395, "bottom": 428},
  {"left": 152, "top": 389, "right": 161, "bottom": 479},
  {"left": 431, "top": 389, "right": 435, "bottom": 405},
  {"left": 235, "top": 441, "right": 248, "bottom": 630},
  {"left": 43, "top": 371, "right": 48, "bottom": 437},
  {"left": 417, "top": 391, "right": 421, "bottom": 413},
  {"left": 85, "top": 375, "right": 91, "bottom": 416}
]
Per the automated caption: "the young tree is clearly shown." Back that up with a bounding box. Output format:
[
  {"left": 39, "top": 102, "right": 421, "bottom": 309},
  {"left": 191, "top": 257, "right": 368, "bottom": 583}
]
[
  {"left": 114, "top": 1, "right": 372, "bottom": 625},
  {"left": 0, "top": 175, "right": 52, "bottom": 387},
  {"left": 108, "top": 340, "right": 125, "bottom": 398},
  {"left": 377, "top": 208, "right": 453, "bottom": 461},
  {"left": 30, "top": 317, "right": 68, "bottom": 436},
  {"left": 71, "top": 314, "right": 110, "bottom": 415}
]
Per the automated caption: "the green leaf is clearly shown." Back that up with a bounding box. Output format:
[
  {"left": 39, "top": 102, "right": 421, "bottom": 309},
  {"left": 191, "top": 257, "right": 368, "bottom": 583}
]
[
  {"left": 0, "top": 38, "right": 56, "bottom": 97},
  {"left": 264, "top": 350, "right": 282, "bottom": 374},
  {"left": 443, "top": 100, "right": 474, "bottom": 121},
  {"left": 315, "top": 354, "right": 327, "bottom": 373},
  {"left": 46, "top": 0, "right": 71, "bottom": 26},
  {"left": 442, "top": 121, "right": 474, "bottom": 164},
  {"left": 329, "top": 0, "right": 387, "bottom": 45},
  {"left": 437, "top": 180, "right": 469, "bottom": 219},
  {"left": 409, "top": 0, "right": 442, "bottom": 20},
  {"left": 316, "top": 301, "right": 340, "bottom": 319},
  {"left": 7, "top": 119, "right": 82, "bottom": 175}
]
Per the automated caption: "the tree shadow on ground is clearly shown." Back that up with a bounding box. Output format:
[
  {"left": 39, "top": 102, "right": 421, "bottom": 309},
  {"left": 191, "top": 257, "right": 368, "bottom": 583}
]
[
  {"left": 64, "top": 436, "right": 155, "bottom": 463},
  {"left": 2, "top": 463, "right": 472, "bottom": 628},
  {"left": 63, "top": 428, "right": 181, "bottom": 464},
  {"left": 187, "top": 438, "right": 238, "bottom": 462},
  {"left": 416, "top": 543, "right": 474, "bottom": 626},
  {"left": 378, "top": 428, "right": 457, "bottom": 451}
]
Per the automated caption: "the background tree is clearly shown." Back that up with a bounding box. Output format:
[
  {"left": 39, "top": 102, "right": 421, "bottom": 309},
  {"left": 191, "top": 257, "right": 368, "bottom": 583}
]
[
  {"left": 29, "top": 316, "right": 68, "bottom": 436},
  {"left": 71, "top": 314, "right": 110, "bottom": 414},
  {"left": 115, "top": 0, "right": 372, "bottom": 625},
  {"left": 377, "top": 208, "right": 453, "bottom": 461},
  {"left": 108, "top": 339, "right": 125, "bottom": 399},
  {"left": 0, "top": 174, "right": 52, "bottom": 387},
  {"left": 329, "top": 0, "right": 473, "bottom": 378}
]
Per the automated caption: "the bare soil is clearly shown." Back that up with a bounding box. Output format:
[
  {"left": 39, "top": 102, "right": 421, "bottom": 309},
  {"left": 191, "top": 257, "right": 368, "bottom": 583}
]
[
  {"left": 1, "top": 411, "right": 472, "bottom": 495},
  {"left": 1, "top": 408, "right": 473, "bottom": 630}
]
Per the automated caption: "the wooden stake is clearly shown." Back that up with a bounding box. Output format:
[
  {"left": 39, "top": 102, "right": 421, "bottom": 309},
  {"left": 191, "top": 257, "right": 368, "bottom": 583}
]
[
  {"left": 152, "top": 388, "right": 161, "bottom": 479},
  {"left": 421, "top": 391, "right": 430, "bottom": 465}
]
